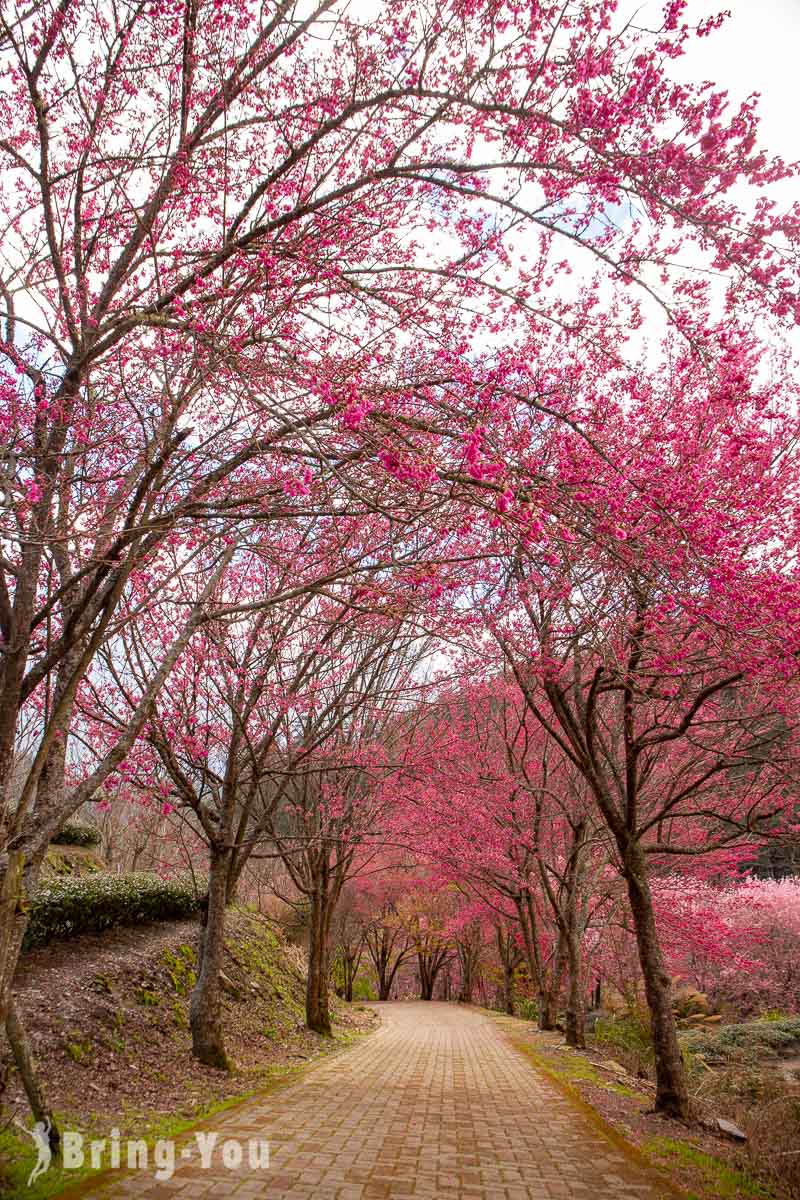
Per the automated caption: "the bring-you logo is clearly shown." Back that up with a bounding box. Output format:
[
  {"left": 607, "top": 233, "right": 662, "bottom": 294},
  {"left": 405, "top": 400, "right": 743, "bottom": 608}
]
[{"left": 17, "top": 1124, "right": 270, "bottom": 1187}]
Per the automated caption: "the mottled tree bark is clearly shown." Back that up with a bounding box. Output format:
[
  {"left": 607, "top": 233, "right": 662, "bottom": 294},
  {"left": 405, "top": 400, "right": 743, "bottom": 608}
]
[
  {"left": 190, "top": 847, "right": 232, "bottom": 1069},
  {"left": 623, "top": 841, "right": 688, "bottom": 1118},
  {"left": 6, "top": 998, "right": 60, "bottom": 1149},
  {"left": 306, "top": 890, "right": 334, "bottom": 1035}
]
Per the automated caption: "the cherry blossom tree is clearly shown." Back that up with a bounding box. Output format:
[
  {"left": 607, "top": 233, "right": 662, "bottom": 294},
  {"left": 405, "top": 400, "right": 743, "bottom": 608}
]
[
  {"left": 3, "top": 0, "right": 800, "bottom": 1125},
  {"left": 259, "top": 615, "right": 430, "bottom": 1035},
  {"left": 329, "top": 884, "right": 368, "bottom": 1003},
  {"left": 396, "top": 882, "right": 457, "bottom": 1002},
  {"left": 472, "top": 339, "right": 800, "bottom": 1116},
  {"left": 494, "top": 918, "right": 525, "bottom": 1016},
  {"left": 358, "top": 866, "right": 416, "bottom": 1002},
  {"left": 392, "top": 676, "right": 609, "bottom": 1039}
]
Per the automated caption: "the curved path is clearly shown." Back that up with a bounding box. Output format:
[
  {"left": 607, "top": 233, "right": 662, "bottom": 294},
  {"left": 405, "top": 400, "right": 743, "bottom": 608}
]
[{"left": 77, "top": 1002, "right": 669, "bottom": 1199}]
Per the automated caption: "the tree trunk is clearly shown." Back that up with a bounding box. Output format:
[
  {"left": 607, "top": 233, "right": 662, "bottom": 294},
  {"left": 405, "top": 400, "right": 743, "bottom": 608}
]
[
  {"left": 417, "top": 946, "right": 447, "bottom": 1001},
  {"left": 418, "top": 959, "right": 434, "bottom": 1001},
  {"left": 306, "top": 892, "right": 333, "bottom": 1036},
  {"left": 496, "top": 925, "right": 518, "bottom": 1015},
  {"left": 343, "top": 951, "right": 356, "bottom": 1003},
  {"left": 189, "top": 848, "right": 231, "bottom": 1069},
  {"left": 623, "top": 842, "right": 689, "bottom": 1119},
  {"left": 538, "top": 934, "right": 565, "bottom": 1031},
  {"left": 539, "top": 986, "right": 558, "bottom": 1030},
  {"left": 564, "top": 930, "right": 586, "bottom": 1048},
  {"left": 0, "top": 851, "right": 28, "bottom": 1032},
  {"left": 366, "top": 921, "right": 407, "bottom": 1001},
  {"left": 503, "top": 960, "right": 515, "bottom": 1015},
  {"left": 457, "top": 933, "right": 479, "bottom": 1004},
  {"left": 0, "top": 693, "right": 75, "bottom": 1035},
  {"left": 6, "top": 998, "right": 60, "bottom": 1149},
  {"left": 516, "top": 891, "right": 553, "bottom": 1026},
  {"left": 375, "top": 949, "right": 402, "bottom": 1000}
]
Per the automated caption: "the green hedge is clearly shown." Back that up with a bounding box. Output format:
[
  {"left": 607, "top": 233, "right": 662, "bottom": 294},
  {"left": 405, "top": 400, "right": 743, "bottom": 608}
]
[
  {"left": 51, "top": 821, "right": 102, "bottom": 848},
  {"left": 23, "top": 873, "right": 201, "bottom": 950}
]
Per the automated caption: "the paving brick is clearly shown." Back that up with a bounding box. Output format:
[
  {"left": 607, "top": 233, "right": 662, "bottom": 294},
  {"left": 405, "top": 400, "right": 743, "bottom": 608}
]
[{"left": 75, "top": 1003, "right": 670, "bottom": 1199}]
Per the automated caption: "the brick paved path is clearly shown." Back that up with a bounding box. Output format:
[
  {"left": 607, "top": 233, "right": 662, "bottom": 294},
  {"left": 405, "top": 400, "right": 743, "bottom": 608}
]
[{"left": 76, "top": 1002, "right": 670, "bottom": 1199}]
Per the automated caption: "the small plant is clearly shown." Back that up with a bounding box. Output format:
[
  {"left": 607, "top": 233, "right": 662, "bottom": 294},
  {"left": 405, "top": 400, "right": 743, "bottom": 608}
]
[
  {"left": 517, "top": 998, "right": 539, "bottom": 1022},
  {"left": 135, "top": 987, "right": 161, "bottom": 1007},
  {"left": 594, "top": 1008, "right": 655, "bottom": 1076},
  {"left": 351, "top": 978, "right": 376, "bottom": 1002},
  {"left": 64, "top": 1037, "right": 92, "bottom": 1065},
  {"left": 161, "top": 944, "right": 197, "bottom": 995},
  {"left": 47, "top": 851, "right": 75, "bottom": 876},
  {"left": 171, "top": 1000, "right": 188, "bottom": 1030}
]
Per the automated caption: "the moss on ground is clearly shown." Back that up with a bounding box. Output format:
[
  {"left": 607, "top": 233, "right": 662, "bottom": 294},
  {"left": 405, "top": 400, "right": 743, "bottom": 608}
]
[
  {"left": 511, "top": 1032, "right": 650, "bottom": 1102},
  {"left": 643, "top": 1136, "right": 773, "bottom": 1200},
  {"left": 160, "top": 944, "right": 197, "bottom": 996},
  {"left": 2, "top": 906, "right": 372, "bottom": 1199}
]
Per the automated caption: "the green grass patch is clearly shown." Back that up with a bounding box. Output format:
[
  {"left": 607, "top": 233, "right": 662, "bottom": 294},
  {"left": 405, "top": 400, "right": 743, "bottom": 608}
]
[
  {"left": 643, "top": 1136, "right": 773, "bottom": 1199},
  {"left": 2, "top": 1033, "right": 370, "bottom": 1200},
  {"left": 160, "top": 944, "right": 197, "bottom": 996},
  {"left": 0, "top": 1123, "right": 97, "bottom": 1200},
  {"left": 549, "top": 1051, "right": 604, "bottom": 1084},
  {"left": 64, "top": 1037, "right": 92, "bottom": 1066}
]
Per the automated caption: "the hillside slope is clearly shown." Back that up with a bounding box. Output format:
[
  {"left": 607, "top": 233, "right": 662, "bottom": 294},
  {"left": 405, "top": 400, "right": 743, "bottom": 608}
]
[{"left": 4, "top": 908, "right": 375, "bottom": 1133}]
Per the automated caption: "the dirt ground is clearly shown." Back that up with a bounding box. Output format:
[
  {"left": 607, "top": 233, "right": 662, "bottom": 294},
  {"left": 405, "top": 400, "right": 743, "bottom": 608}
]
[{"left": 4, "top": 912, "right": 377, "bottom": 1135}]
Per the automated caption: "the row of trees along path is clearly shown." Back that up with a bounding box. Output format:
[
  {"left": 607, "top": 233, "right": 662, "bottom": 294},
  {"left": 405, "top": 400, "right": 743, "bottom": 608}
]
[{"left": 1, "top": 0, "right": 800, "bottom": 1142}]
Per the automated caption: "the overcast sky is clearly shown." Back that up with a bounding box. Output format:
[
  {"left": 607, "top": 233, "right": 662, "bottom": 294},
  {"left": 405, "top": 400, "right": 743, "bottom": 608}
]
[{"left": 655, "top": 0, "right": 800, "bottom": 172}]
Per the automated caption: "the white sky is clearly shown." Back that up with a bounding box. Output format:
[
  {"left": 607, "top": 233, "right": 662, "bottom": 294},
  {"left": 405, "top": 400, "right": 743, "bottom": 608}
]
[
  {"left": 634, "top": 0, "right": 800, "bottom": 354},
  {"left": 655, "top": 0, "right": 800, "bottom": 175}
]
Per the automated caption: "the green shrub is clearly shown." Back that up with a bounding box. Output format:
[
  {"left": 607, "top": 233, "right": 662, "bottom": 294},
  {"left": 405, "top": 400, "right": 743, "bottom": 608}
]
[
  {"left": 681, "top": 1017, "right": 800, "bottom": 1065},
  {"left": 351, "top": 977, "right": 376, "bottom": 1002},
  {"left": 517, "top": 998, "right": 539, "bottom": 1022},
  {"left": 23, "top": 873, "right": 201, "bottom": 949},
  {"left": 594, "top": 1009, "right": 655, "bottom": 1074},
  {"left": 51, "top": 821, "right": 102, "bottom": 848}
]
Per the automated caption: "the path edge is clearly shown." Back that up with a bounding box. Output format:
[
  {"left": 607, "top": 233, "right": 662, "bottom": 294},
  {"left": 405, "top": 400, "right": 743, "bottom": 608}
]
[
  {"left": 50, "top": 1017, "right": 382, "bottom": 1200},
  {"left": 491, "top": 1017, "right": 689, "bottom": 1200}
]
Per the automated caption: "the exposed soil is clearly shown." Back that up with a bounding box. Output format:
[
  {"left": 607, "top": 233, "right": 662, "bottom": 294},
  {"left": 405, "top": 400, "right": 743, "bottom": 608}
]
[{"left": 3, "top": 910, "right": 377, "bottom": 1137}]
